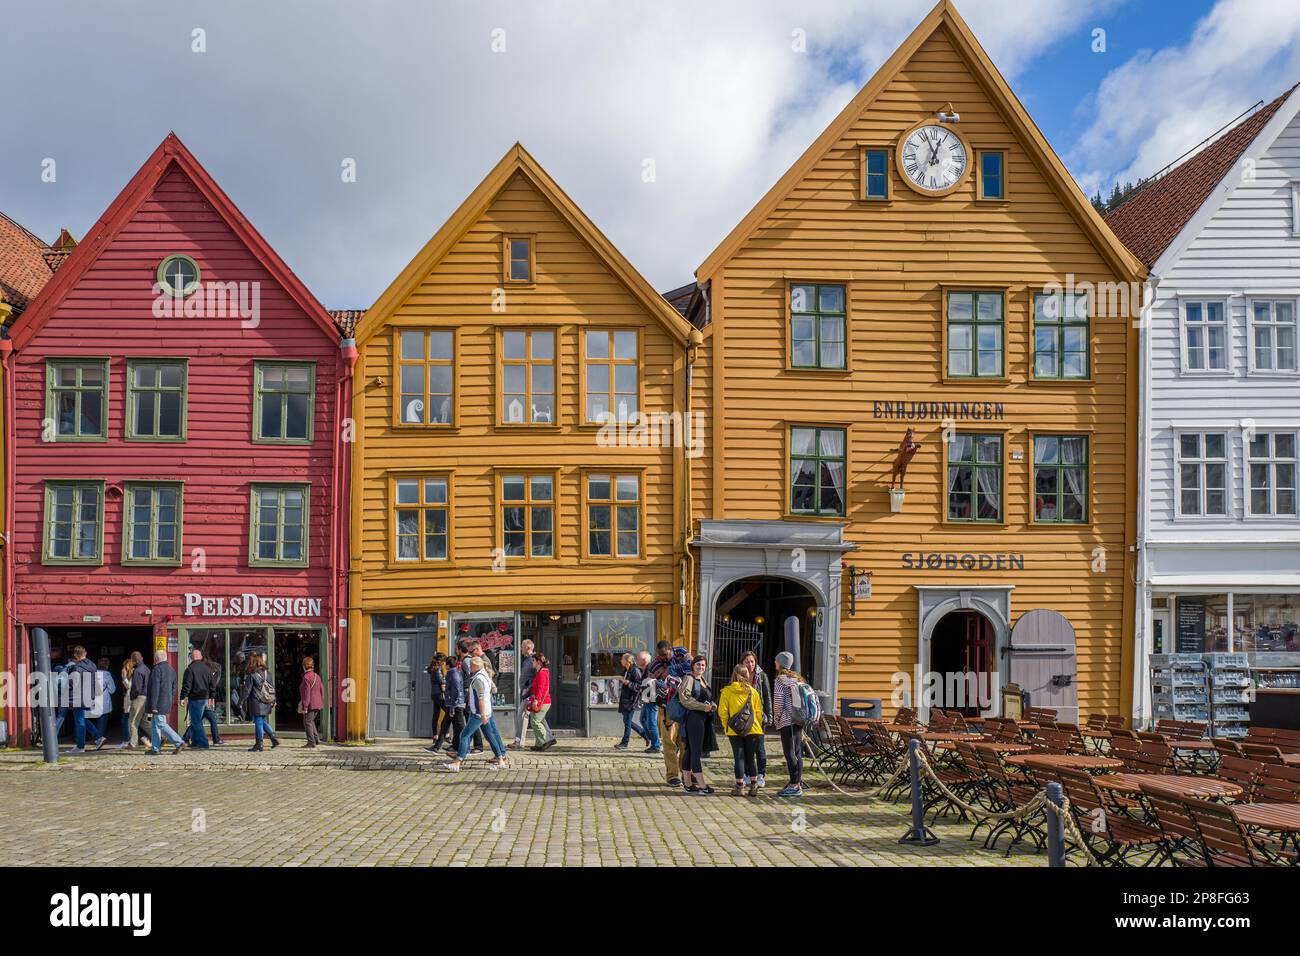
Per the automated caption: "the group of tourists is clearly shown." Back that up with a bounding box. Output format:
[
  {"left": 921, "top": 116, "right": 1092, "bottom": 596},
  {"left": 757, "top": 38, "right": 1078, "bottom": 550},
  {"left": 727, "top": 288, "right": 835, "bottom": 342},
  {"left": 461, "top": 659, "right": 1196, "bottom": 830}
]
[
  {"left": 427, "top": 636, "right": 814, "bottom": 797},
  {"left": 425, "top": 635, "right": 556, "bottom": 773},
  {"left": 50, "top": 644, "right": 326, "bottom": 755}
]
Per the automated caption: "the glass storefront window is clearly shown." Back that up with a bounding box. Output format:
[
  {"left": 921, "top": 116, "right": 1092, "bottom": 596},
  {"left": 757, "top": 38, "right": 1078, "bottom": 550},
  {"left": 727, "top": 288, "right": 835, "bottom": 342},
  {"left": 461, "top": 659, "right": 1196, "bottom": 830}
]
[
  {"left": 187, "top": 627, "right": 270, "bottom": 724},
  {"left": 1173, "top": 595, "right": 1228, "bottom": 653},
  {"left": 1233, "top": 594, "right": 1300, "bottom": 653},
  {"left": 452, "top": 615, "right": 516, "bottom": 710},
  {"left": 588, "top": 610, "right": 654, "bottom": 708}
]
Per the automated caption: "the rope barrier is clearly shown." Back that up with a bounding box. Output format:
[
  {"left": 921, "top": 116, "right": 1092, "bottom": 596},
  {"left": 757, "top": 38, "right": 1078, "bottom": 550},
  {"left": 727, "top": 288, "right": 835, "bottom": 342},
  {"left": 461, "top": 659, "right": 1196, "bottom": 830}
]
[
  {"left": 1042, "top": 795, "right": 1103, "bottom": 867},
  {"left": 910, "top": 745, "right": 1049, "bottom": 823}
]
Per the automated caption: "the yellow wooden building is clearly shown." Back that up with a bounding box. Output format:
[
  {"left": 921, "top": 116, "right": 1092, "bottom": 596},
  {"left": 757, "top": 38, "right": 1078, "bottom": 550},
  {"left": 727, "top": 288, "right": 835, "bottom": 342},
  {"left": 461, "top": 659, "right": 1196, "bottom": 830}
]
[
  {"left": 348, "top": 145, "right": 699, "bottom": 740},
  {"left": 681, "top": 0, "right": 1146, "bottom": 723}
]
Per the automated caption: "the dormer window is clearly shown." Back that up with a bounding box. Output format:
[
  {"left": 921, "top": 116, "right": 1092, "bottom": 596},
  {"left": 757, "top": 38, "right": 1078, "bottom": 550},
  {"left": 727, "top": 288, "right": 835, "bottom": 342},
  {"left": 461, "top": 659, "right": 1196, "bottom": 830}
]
[{"left": 157, "top": 254, "right": 201, "bottom": 297}]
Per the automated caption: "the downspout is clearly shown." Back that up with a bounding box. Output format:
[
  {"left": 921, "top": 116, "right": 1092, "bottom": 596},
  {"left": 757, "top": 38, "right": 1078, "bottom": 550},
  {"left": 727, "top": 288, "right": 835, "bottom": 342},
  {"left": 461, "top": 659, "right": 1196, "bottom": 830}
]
[
  {"left": 0, "top": 325, "right": 12, "bottom": 745},
  {"left": 333, "top": 335, "right": 357, "bottom": 741},
  {"left": 1132, "top": 272, "right": 1159, "bottom": 729}
]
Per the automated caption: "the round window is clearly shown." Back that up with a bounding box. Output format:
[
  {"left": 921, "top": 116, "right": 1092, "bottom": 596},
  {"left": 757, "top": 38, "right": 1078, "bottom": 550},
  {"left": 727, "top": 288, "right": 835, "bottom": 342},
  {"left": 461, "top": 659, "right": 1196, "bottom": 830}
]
[{"left": 157, "top": 254, "right": 201, "bottom": 297}]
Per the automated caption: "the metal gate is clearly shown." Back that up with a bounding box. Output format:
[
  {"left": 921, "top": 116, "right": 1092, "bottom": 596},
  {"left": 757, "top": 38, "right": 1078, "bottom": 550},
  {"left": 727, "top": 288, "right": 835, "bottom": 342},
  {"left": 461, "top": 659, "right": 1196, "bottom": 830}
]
[{"left": 711, "top": 617, "right": 761, "bottom": 688}]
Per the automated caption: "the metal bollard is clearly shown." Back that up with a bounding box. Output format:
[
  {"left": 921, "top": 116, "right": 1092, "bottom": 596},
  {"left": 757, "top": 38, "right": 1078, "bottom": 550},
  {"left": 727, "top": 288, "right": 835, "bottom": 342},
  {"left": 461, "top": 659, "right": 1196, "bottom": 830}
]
[
  {"left": 898, "top": 738, "right": 939, "bottom": 846},
  {"left": 1046, "top": 781, "right": 1066, "bottom": 867},
  {"left": 31, "top": 628, "right": 59, "bottom": 764}
]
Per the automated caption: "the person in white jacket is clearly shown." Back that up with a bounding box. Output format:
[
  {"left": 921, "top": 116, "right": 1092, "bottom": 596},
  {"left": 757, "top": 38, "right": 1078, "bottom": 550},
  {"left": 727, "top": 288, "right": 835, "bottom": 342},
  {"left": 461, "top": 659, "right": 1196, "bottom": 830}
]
[{"left": 86, "top": 656, "right": 117, "bottom": 749}]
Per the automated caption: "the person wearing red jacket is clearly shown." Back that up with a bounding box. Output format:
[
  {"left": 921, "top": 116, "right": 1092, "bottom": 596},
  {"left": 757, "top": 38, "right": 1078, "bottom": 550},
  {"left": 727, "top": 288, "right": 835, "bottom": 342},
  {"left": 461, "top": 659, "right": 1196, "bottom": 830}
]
[
  {"left": 527, "top": 654, "right": 556, "bottom": 751},
  {"left": 299, "top": 656, "right": 326, "bottom": 748}
]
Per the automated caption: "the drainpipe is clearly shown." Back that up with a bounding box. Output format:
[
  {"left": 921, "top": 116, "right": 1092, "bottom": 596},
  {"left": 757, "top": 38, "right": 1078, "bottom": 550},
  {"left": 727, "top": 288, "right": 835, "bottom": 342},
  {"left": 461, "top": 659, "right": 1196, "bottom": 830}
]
[
  {"left": 0, "top": 325, "right": 14, "bottom": 745},
  {"left": 1132, "top": 273, "right": 1159, "bottom": 729},
  {"left": 332, "top": 336, "right": 357, "bottom": 741}
]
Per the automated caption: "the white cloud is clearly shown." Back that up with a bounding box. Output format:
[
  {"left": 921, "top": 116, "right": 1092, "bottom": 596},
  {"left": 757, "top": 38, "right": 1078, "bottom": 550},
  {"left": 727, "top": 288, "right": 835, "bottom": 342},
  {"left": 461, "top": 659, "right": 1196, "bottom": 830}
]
[
  {"left": 1071, "top": 0, "right": 1300, "bottom": 198},
  {"left": 1, "top": 0, "right": 1117, "bottom": 301}
]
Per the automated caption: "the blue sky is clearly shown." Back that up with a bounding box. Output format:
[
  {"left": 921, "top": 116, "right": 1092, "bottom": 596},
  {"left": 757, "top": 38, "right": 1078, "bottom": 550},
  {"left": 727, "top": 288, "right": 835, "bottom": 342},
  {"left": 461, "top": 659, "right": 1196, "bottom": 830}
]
[{"left": 1, "top": 0, "right": 1296, "bottom": 302}]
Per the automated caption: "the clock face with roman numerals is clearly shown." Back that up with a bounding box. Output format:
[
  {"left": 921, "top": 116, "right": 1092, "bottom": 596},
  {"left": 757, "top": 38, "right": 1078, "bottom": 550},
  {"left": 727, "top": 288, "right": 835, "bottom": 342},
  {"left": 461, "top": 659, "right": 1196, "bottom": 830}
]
[{"left": 897, "top": 122, "right": 969, "bottom": 196}]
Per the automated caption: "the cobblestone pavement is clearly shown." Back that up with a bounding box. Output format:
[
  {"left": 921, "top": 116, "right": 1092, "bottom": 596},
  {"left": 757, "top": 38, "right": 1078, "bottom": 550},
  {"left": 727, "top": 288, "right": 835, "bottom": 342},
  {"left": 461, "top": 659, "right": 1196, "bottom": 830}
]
[{"left": 0, "top": 738, "right": 1045, "bottom": 866}]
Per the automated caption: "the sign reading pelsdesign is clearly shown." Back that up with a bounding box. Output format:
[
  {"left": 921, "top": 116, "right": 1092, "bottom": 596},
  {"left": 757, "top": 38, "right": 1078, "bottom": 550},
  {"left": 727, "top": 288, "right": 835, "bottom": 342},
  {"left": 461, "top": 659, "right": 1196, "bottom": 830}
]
[{"left": 183, "top": 593, "right": 324, "bottom": 618}]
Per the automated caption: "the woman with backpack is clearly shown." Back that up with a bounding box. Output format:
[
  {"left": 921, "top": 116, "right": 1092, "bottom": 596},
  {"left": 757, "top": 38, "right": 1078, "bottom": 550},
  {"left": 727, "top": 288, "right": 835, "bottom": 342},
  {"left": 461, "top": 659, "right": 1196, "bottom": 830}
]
[
  {"left": 676, "top": 655, "right": 716, "bottom": 795},
  {"left": 242, "top": 654, "right": 280, "bottom": 751},
  {"left": 614, "top": 652, "right": 646, "bottom": 750},
  {"left": 771, "top": 652, "right": 806, "bottom": 797},
  {"left": 717, "top": 664, "right": 764, "bottom": 797}
]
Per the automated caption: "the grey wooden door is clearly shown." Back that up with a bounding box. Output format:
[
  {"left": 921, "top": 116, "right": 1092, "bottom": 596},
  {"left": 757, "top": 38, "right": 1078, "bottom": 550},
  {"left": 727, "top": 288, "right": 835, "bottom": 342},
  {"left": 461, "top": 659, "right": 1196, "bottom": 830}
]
[
  {"left": 370, "top": 631, "right": 416, "bottom": 737},
  {"left": 1008, "top": 609, "right": 1078, "bottom": 723}
]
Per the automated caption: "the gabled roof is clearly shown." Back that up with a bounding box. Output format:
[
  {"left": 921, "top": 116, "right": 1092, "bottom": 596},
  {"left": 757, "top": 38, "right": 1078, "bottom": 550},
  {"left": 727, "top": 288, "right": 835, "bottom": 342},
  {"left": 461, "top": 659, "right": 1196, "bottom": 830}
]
[
  {"left": 1105, "top": 86, "right": 1298, "bottom": 268},
  {"left": 356, "top": 143, "right": 696, "bottom": 346},
  {"left": 0, "top": 209, "right": 53, "bottom": 314},
  {"left": 11, "top": 132, "right": 340, "bottom": 350},
  {"left": 696, "top": 0, "right": 1146, "bottom": 282}
]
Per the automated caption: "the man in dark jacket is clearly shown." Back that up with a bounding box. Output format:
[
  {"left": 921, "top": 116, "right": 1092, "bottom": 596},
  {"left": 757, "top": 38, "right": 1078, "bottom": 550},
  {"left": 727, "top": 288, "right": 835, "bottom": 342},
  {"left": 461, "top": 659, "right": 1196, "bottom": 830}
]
[
  {"left": 646, "top": 641, "right": 688, "bottom": 787},
  {"left": 179, "top": 649, "right": 219, "bottom": 749},
  {"left": 511, "top": 638, "right": 538, "bottom": 749},
  {"left": 65, "top": 646, "right": 102, "bottom": 753},
  {"left": 145, "top": 650, "right": 186, "bottom": 755}
]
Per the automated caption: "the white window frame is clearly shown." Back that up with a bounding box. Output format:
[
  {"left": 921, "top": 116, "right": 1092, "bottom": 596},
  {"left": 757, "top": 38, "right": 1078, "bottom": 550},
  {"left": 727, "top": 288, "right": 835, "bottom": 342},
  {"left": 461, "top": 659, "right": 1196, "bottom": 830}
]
[
  {"left": 1174, "top": 429, "right": 1231, "bottom": 519},
  {"left": 1246, "top": 297, "right": 1299, "bottom": 376},
  {"left": 1178, "top": 297, "right": 1232, "bottom": 375},
  {"left": 1245, "top": 429, "right": 1299, "bottom": 519}
]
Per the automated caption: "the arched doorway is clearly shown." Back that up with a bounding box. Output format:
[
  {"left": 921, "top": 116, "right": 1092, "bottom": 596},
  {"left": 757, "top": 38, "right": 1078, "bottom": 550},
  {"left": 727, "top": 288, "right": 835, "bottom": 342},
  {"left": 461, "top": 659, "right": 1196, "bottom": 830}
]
[
  {"left": 928, "top": 609, "right": 996, "bottom": 715},
  {"left": 712, "top": 576, "right": 818, "bottom": 689}
]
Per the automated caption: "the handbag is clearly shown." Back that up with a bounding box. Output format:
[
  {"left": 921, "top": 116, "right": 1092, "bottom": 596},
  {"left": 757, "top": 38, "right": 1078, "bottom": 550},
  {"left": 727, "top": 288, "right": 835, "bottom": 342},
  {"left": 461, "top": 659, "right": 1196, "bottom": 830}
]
[{"left": 726, "top": 690, "right": 755, "bottom": 736}]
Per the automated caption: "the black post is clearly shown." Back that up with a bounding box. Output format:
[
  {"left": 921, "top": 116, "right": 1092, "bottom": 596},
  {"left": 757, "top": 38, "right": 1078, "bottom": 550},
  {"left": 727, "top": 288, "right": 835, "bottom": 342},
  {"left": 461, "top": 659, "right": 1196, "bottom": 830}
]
[
  {"left": 898, "top": 738, "right": 939, "bottom": 846},
  {"left": 1046, "top": 781, "right": 1066, "bottom": 867},
  {"left": 783, "top": 616, "right": 800, "bottom": 674},
  {"left": 31, "top": 628, "right": 59, "bottom": 764}
]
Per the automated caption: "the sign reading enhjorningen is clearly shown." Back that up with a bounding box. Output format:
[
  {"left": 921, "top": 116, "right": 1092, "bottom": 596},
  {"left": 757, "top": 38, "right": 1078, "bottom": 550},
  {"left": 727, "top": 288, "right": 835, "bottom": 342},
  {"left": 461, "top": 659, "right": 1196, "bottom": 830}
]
[{"left": 183, "top": 593, "right": 324, "bottom": 618}]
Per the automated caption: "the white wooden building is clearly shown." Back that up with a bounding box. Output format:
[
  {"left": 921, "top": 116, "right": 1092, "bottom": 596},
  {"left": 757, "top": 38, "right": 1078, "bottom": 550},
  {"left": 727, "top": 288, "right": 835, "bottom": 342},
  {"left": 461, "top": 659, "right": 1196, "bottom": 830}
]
[{"left": 1107, "top": 85, "right": 1300, "bottom": 733}]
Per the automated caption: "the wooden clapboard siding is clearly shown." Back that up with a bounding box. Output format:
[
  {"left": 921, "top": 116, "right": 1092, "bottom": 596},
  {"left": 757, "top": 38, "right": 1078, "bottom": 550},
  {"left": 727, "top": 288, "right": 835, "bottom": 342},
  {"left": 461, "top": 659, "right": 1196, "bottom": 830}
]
[
  {"left": 8, "top": 141, "right": 343, "bottom": 627},
  {"left": 694, "top": 10, "right": 1142, "bottom": 720},
  {"left": 349, "top": 148, "right": 694, "bottom": 738}
]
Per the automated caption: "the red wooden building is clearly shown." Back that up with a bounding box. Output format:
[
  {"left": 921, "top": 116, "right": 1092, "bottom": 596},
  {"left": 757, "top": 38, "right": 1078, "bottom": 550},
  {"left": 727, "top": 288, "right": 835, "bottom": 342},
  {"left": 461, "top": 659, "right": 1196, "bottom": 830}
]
[{"left": 2, "top": 134, "right": 353, "bottom": 744}]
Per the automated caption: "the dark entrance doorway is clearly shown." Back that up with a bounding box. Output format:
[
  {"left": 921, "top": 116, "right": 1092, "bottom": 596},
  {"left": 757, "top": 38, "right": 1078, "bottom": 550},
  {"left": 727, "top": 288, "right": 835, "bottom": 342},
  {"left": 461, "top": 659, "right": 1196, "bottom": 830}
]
[
  {"left": 713, "top": 577, "right": 818, "bottom": 688},
  {"left": 273, "top": 627, "right": 328, "bottom": 734},
  {"left": 929, "top": 610, "right": 995, "bottom": 715},
  {"left": 32, "top": 625, "right": 155, "bottom": 745},
  {"left": 532, "top": 614, "right": 584, "bottom": 731}
]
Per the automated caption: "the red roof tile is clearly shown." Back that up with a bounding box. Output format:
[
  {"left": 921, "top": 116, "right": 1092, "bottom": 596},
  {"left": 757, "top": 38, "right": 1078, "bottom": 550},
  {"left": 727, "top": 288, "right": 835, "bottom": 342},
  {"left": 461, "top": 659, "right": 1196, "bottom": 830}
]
[
  {"left": 327, "top": 309, "right": 365, "bottom": 337},
  {"left": 1105, "top": 87, "right": 1296, "bottom": 268},
  {"left": 0, "top": 209, "right": 53, "bottom": 313}
]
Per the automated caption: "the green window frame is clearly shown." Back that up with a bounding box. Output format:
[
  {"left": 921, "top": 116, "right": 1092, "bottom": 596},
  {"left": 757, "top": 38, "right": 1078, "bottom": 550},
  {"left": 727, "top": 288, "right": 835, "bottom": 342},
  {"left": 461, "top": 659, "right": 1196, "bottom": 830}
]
[
  {"left": 979, "top": 151, "right": 1005, "bottom": 199},
  {"left": 124, "top": 482, "right": 183, "bottom": 565},
  {"left": 789, "top": 426, "right": 847, "bottom": 517},
  {"left": 1033, "top": 292, "right": 1090, "bottom": 379},
  {"left": 1033, "top": 435, "right": 1089, "bottom": 524},
  {"left": 947, "top": 433, "right": 1003, "bottom": 522},
  {"left": 46, "top": 359, "right": 109, "bottom": 441},
  {"left": 254, "top": 361, "right": 315, "bottom": 443},
  {"left": 126, "top": 359, "right": 188, "bottom": 441},
  {"left": 863, "top": 149, "right": 889, "bottom": 200},
  {"left": 42, "top": 480, "right": 105, "bottom": 565},
  {"left": 946, "top": 291, "right": 1004, "bottom": 378},
  {"left": 790, "top": 284, "right": 847, "bottom": 370},
  {"left": 249, "top": 484, "right": 310, "bottom": 567}
]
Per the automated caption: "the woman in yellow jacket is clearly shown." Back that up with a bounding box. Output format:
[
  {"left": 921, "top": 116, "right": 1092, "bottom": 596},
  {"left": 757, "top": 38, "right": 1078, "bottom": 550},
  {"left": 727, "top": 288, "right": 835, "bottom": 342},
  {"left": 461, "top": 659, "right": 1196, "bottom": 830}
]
[{"left": 717, "top": 664, "right": 765, "bottom": 797}]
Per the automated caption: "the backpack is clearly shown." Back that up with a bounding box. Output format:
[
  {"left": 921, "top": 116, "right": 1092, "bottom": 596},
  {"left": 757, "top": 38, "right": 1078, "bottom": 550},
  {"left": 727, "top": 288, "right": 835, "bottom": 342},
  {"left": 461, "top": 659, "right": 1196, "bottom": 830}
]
[
  {"left": 253, "top": 671, "right": 277, "bottom": 707},
  {"left": 666, "top": 676, "right": 689, "bottom": 724},
  {"left": 791, "top": 681, "right": 822, "bottom": 728},
  {"left": 726, "top": 688, "right": 755, "bottom": 736}
]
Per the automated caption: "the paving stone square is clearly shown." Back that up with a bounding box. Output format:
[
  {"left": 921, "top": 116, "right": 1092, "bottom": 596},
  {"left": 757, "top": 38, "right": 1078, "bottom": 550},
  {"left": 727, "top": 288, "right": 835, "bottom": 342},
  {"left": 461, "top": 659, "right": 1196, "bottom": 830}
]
[{"left": 0, "top": 737, "right": 1046, "bottom": 867}]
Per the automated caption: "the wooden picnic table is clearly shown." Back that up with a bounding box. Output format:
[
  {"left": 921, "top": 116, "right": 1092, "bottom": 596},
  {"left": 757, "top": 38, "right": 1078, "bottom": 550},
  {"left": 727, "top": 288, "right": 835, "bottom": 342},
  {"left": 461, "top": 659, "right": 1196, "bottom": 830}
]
[
  {"left": 1232, "top": 802, "right": 1300, "bottom": 833},
  {"left": 1005, "top": 753, "right": 1123, "bottom": 772},
  {"left": 909, "top": 731, "right": 985, "bottom": 743},
  {"left": 1096, "top": 773, "right": 1243, "bottom": 801},
  {"left": 1167, "top": 739, "right": 1215, "bottom": 751}
]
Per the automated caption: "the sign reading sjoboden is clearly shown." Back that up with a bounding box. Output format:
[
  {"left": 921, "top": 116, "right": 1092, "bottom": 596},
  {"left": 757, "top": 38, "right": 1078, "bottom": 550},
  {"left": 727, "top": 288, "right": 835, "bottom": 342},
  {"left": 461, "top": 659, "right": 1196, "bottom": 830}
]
[{"left": 183, "top": 593, "right": 324, "bottom": 618}]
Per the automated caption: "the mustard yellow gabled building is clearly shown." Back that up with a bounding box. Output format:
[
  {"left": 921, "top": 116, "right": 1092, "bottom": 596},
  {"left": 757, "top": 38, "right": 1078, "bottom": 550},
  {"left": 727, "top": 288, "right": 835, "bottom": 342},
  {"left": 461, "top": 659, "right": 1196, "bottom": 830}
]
[
  {"left": 347, "top": 145, "right": 700, "bottom": 741},
  {"left": 684, "top": 0, "right": 1146, "bottom": 724}
]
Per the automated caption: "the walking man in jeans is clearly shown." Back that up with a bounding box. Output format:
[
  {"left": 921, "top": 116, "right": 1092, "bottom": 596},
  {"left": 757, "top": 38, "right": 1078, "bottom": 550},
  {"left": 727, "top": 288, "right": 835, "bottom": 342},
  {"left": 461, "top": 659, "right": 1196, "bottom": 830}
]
[
  {"left": 635, "top": 651, "right": 661, "bottom": 753},
  {"left": 179, "top": 649, "right": 219, "bottom": 748},
  {"left": 145, "top": 650, "right": 186, "bottom": 755}
]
